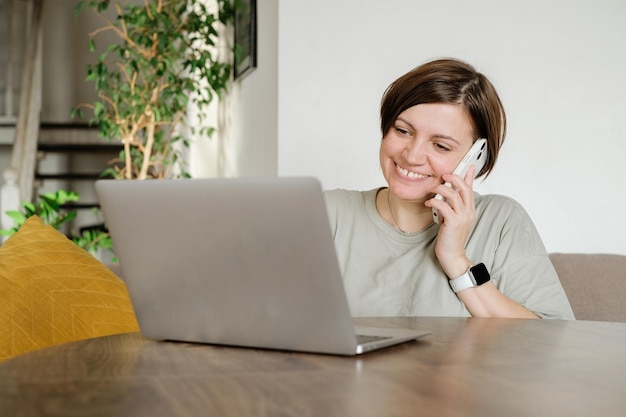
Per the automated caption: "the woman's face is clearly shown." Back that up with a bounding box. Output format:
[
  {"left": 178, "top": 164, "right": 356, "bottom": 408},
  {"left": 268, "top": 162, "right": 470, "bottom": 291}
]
[{"left": 380, "top": 103, "right": 476, "bottom": 204}]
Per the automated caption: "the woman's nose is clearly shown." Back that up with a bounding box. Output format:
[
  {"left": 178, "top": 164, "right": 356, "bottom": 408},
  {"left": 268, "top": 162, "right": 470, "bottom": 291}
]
[{"left": 403, "top": 139, "right": 427, "bottom": 165}]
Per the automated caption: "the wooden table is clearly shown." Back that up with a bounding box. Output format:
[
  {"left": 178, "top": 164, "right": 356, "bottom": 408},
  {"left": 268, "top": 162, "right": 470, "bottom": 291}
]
[{"left": 1, "top": 317, "right": 625, "bottom": 417}]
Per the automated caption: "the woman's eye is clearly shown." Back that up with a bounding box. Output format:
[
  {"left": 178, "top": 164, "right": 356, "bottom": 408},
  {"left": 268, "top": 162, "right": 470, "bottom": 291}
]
[
  {"left": 394, "top": 127, "right": 410, "bottom": 136},
  {"left": 435, "top": 143, "right": 451, "bottom": 151}
]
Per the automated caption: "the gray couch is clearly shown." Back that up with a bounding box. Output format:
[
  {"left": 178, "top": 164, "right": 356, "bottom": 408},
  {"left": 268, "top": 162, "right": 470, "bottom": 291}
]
[{"left": 550, "top": 253, "right": 626, "bottom": 322}]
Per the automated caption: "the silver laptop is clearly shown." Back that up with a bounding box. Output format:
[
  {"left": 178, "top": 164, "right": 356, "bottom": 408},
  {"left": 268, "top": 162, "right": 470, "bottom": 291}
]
[{"left": 95, "top": 177, "right": 430, "bottom": 355}]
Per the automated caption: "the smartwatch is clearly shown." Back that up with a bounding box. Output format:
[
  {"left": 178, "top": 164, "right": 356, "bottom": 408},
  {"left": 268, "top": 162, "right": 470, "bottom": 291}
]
[{"left": 449, "top": 263, "right": 491, "bottom": 293}]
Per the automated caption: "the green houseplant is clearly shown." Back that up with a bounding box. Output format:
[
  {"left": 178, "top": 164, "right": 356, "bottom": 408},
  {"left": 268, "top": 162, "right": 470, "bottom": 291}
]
[
  {"left": 73, "top": 0, "right": 235, "bottom": 179},
  {"left": 0, "top": 190, "right": 113, "bottom": 257}
]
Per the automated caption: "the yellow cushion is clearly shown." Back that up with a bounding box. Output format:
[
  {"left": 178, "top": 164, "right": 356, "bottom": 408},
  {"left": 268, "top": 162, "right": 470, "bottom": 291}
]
[{"left": 0, "top": 216, "right": 138, "bottom": 362}]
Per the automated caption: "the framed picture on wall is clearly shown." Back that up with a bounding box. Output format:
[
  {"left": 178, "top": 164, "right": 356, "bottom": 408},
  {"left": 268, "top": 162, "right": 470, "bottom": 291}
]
[{"left": 234, "top": 0, "right": 257, "bottom": 79}]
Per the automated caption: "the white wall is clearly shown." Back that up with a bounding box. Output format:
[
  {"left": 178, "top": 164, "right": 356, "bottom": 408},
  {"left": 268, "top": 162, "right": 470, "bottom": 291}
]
[
  {"left": 207, "top": 0, "right": 278, "bottom": 178},
  {"left": 273, "top": 0, "right": 626, "bottom": 255}
]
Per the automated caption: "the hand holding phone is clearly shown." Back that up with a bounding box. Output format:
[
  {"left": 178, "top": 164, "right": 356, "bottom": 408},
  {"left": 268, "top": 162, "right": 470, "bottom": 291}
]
[{"left": 432, "top": 139, "right": 488, "bottom": 224}]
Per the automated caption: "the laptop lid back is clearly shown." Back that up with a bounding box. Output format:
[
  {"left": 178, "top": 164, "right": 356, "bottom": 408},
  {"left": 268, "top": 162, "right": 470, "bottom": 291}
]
[{"left": 96, "top": 177, "right": 360, "bottom": 355}]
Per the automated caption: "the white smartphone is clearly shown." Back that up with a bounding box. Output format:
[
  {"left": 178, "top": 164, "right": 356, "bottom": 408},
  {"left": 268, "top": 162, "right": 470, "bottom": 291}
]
[{"left": 432, "top": 138, "right": 488, "bottom": 224}]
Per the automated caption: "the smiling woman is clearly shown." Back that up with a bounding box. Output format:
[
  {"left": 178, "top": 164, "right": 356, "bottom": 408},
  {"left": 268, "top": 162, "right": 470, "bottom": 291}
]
[
  {"left": 379, "top": 102, "right": 475, "bottom": 206},
  {"left": 323, "top": 58, "right": 574, "bottom": 320}
]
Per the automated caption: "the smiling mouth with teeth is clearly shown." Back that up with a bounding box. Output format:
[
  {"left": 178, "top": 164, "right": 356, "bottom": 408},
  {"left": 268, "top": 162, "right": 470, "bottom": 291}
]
[{"left": 395, "top": 163, "right": 431, "bottom": 179}]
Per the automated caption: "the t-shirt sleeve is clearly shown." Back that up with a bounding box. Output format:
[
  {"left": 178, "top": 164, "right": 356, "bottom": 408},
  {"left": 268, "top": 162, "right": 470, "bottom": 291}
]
[
  {"left": 322, "top": 189, "right": 343, "bottom": 236},
  {"left": 472, "top": 196, "right": 575, "bottom": 320}
]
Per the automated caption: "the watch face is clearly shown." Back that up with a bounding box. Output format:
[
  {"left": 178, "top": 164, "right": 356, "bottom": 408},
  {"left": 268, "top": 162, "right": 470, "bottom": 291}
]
[{"left": 470, "top": 263, "right": 491, "bottom": 286}]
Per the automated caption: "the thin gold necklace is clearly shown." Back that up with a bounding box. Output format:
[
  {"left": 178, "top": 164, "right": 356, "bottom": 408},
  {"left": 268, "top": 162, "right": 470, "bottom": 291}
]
[{"left": 387, "top": 189, "right": 409, "bottom": 234}]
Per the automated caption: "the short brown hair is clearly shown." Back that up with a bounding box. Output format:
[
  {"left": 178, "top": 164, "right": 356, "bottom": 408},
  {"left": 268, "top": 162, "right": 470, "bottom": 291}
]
[{"left": 380, "top": 58, "right": 506, "bottom": 177}]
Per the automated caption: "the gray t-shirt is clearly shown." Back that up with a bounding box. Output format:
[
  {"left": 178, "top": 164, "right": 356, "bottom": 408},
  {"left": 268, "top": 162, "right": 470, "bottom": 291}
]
[{"left": 323, "top": 188, "right": 575, "bottom": 319}]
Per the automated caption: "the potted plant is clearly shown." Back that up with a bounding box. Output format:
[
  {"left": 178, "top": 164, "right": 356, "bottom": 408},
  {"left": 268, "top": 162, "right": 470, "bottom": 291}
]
[
  {"left": 72, "top": 0, "right": 235, "bottom": 180},
  {"left": 0, "top": 190, "right": 113, "bottom": 257}
]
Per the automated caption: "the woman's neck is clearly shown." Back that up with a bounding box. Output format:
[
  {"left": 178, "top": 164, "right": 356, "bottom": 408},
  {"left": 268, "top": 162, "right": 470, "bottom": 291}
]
[{"left": 377, "top": 188, "right": 433, "bottom": 234}]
